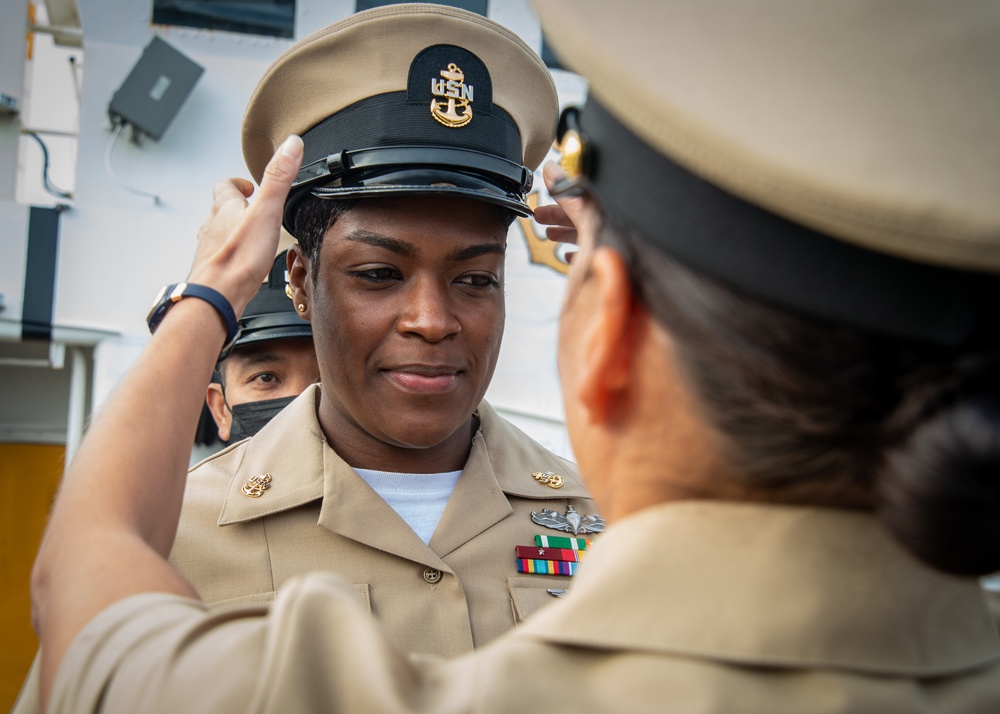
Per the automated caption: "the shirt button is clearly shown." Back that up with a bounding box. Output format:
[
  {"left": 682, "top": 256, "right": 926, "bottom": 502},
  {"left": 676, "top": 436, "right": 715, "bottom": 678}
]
[{"left": 423, "top": 567, "right": 442, "bottom": 584}]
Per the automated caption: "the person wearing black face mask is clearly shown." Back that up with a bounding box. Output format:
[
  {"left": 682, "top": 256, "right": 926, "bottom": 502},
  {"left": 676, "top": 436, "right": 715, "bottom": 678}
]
[
  {"left": 224, "top": 394, "right": 299, "bottom": 443},
  {"left": 203, "top": 249, "right": 319, "bottom": 445}
]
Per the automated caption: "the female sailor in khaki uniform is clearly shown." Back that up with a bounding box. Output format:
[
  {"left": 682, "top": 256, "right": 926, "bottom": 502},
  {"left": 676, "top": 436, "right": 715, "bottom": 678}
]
[
  {"left": 32, "top": 1, "right": 1000, "bottom": 712},
  {"left": 168, "top": 4, "right": 596, "bottom": 654}
]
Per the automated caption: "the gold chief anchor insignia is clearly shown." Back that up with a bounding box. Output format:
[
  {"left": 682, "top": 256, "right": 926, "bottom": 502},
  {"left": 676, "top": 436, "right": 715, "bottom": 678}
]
[
  {"left": 242, "top": 473, "right": 272, "bottom": 498},
  {"left": 531, "top": 504, "right": 606, "bottom": 535},
  {"left": 532, "top": 470, "right": 564, "bottom": 489},
  {"left": 430, "top": 63, "right": 473, "bottom": 128}
]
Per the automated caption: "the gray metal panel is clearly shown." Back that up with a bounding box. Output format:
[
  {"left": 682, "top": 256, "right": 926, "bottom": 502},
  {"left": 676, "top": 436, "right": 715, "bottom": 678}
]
[
  {"left": 22, "top": 206, "right": 61, "bottom": 341},
  {"left": 107, "top": 36, "right": 204, "bottom": 141}
]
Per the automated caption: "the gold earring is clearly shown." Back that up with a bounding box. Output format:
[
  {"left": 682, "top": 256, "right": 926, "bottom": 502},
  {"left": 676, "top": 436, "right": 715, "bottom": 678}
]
[{"left": 297, "top": 303, "right": 307, "bottom": 313}]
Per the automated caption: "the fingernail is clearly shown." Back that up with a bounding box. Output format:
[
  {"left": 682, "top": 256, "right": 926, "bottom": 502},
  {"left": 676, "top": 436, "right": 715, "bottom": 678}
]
[{"left": 278, "top": 135, "right": 303, "bottom": 158}]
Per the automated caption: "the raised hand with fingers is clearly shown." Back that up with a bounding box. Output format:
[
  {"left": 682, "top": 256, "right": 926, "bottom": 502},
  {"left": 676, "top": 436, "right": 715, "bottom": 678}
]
[
  {"left": 536, "top": 162, "right": 584, "bottom": 243},
  {"left": 189, "top": 134, "right": 304, "bottom": 319},
  {"left": 534, "top": 161, "right": 594, "bottom": 264}
]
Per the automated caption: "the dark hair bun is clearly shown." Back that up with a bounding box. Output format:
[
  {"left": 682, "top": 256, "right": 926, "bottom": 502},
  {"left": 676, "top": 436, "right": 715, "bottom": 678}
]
[{"left": 878, "top": 395, "right": 1000, "bottom": 576}]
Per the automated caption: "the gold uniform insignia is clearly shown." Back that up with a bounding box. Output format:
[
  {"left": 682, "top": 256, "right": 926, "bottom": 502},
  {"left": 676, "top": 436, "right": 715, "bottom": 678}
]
[
  {"left": 532, "top": 470, "right": 565, "bottom": 489},
  {"left": 242, "top": 473, "right": 272, "bottom": 498},
  {"left": 430, "top": 63, "right": 473, "bottom": 128}
]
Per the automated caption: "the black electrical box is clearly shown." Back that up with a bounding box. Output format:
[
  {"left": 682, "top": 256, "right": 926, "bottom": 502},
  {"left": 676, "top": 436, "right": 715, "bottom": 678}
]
[{"left": 107, "top": 36, "right": 204, "bottom": 141}]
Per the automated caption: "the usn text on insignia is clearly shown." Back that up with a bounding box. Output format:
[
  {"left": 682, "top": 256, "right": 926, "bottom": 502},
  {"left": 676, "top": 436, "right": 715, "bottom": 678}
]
[
  {"left": 531, "top": 504, "right": 606, "bottom": 535},
  {"left": 430, "top": 63, "right": 473, "bottom": 128}
]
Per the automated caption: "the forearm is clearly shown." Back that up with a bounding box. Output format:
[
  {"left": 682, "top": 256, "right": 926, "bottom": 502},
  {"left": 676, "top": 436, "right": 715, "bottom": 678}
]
[
  {"left": 57, "top": 300, "right": 223, "bottom": 552},
  {"left": 31, "top": 134, "right": 303, "bottom": 711},
  {"left": 31, "top": 297, "right": 225, "bottom": 709}
]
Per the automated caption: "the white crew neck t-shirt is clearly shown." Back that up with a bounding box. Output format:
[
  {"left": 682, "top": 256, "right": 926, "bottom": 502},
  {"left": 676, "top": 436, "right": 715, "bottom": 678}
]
[{"left": 354, "top": 468, "right": 462, "bottom": 544}]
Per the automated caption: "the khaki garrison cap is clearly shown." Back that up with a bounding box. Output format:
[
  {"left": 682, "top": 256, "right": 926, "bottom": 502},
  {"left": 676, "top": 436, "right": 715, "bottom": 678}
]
[
  {"left": 242, "top": 3, "right": 558, "bottom": 232},
  {"left": 535, "top": 0, "right": 1000, "bottom": 346}
]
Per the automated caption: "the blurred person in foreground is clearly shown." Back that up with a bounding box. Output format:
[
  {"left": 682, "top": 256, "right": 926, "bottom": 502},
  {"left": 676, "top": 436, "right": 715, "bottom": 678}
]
[{"left": 32, "top": 1, "right": 1000, "bottom": 711}]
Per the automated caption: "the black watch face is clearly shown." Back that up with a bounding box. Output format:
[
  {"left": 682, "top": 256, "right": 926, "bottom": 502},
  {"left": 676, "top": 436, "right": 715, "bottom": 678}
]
[
  {"left": 148, "top": 286, "right": 168, "bottom": 313},
  {"left": 146, "top": 284, "right": 176, "bottom": 333},
  {"left": 147, "top": 302, "right": 167, "bottom": 333}
]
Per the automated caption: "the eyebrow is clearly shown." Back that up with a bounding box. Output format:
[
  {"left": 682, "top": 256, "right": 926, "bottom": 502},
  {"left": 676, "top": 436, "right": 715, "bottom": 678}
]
[
  {"left": 345, "top": 230, "right": 415, "bottom": 258},
  {"left": 449, "top": 242, "right": 506, "bottom": 261},
  {"left": 230, "top": 351, "right": 285, "bottom": 369},
  {"left": 344, "top": 229, "right": 506, "bottom": 262}
]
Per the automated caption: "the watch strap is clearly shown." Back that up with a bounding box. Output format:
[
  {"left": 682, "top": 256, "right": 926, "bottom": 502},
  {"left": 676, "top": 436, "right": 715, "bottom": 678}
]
[{"left": 147, "top": 282, "right": 241, "bottom": 358}]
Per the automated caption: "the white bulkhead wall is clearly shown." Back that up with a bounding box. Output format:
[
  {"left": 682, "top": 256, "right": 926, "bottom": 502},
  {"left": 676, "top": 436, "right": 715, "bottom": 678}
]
[{"left": 23, "top": 0, "right": 585, "bottom": 459}]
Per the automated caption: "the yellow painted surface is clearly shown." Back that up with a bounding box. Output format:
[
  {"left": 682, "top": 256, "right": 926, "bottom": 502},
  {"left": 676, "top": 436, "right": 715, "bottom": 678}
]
[{"left": 0, "top": 443, "right": 64, "bottom": 712}]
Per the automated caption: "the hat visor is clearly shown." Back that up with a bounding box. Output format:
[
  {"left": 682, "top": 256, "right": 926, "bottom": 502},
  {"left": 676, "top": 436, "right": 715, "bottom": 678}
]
[
  {"left": 284, "top": 167, "right": 531, "bottom": 234},
  {"left": 233, "top": 314, "right": 313, "bottom": 351}
]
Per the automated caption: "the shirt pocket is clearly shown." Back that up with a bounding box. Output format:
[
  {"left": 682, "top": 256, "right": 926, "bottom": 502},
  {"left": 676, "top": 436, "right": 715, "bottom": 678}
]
[
  {"left": 508, "top": 575, "right": 572, "bottom": 623},
  {"left": 205, "top": 590, "right": 277, "bottom": 612},
  {"left": 352, "top": 582, "right": 373, "bottom": 614},
  {"left": 205, "top": 583, "right": 372, "bottom": 614}
]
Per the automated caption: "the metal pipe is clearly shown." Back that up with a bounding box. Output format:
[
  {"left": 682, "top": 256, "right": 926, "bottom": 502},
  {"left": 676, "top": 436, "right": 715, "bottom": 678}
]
[
  {"left": 30, "top": 24, "right": 84, "bottom": 46},
  {"left": 65, "top": 345, "right": 87, "bottom": 464},
  {"left": 0, "top": 342, "right": 65, "bottom": 368},
  {"left": 0, "top": 357, "right": 56, "bottom": 367}
]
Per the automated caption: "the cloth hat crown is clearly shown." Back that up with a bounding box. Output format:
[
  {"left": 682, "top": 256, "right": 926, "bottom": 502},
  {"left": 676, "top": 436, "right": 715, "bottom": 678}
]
[{"left": 242, "top": 3, "right": 558, "bottom": 229}]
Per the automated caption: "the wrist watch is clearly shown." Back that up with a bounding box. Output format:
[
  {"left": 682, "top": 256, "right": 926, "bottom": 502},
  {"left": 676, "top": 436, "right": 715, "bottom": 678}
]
[{"left": 146, "top": 282, "right": 241, "bottom": 359}]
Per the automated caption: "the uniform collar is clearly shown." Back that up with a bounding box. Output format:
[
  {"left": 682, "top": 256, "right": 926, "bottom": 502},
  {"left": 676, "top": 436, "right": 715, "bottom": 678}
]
[
  {"left": 426, "top": 401, "right": 587, "bottom": 557},
  {"left": 216, "top": 386, "right": 587, "bottom": 563},
  {"left": 217, "top": 384, "right": 327, "bottom": 526},
  {"left": 522, "top": 500, "right": 1000, "bottom": 676},
  {"left": 469, "top": 401, "right": 589, "bottom": 500}
]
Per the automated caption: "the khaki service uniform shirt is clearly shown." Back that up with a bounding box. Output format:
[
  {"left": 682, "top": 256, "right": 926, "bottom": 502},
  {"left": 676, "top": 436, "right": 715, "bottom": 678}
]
[
  {"left": 170, "top": 384, "right": 595, "bottom": 656},
  {"left": 52, "top": 501, "right": 1000, "bottom": 713}
]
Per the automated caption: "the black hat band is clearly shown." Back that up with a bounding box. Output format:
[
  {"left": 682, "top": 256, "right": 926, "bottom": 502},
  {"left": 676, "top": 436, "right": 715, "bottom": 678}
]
[
  {"left": 298, "top": 91, "right": 521, "bottom": 169},
  {"left": 235, "top": 312, "right": 312, "bottom": 349},
  {"left": 576, "top": 97, "right": 999, "bottom": 347},
  {"left": 285, "top": 90, "right": 529, "bottom": 229}
]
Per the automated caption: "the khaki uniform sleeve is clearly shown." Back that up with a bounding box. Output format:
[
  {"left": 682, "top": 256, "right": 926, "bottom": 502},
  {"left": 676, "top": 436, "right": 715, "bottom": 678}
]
[
  {"left": 49, "top": 573, "right": 470, "bottom": 714},
  {"left": 50, "top": 594, "right": 265, "bottom": 714},
  {"left": 10, "top": 652, "right": 41, "bottom": 714}
]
